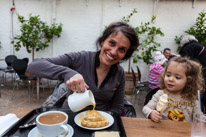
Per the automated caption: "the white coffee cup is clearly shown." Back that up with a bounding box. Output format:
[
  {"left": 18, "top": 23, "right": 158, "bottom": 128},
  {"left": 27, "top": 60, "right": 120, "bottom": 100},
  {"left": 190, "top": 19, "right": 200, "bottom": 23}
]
[
  {"left": 68, "top": 89, "right": 95, "bottom": 112},
  {"left": 36, "top": 111, "right": 69, "bottom": 137}
]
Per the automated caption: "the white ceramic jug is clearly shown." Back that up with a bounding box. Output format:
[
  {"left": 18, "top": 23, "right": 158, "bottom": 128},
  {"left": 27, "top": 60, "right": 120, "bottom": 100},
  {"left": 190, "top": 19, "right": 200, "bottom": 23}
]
[{"left": 68, "top": 89, "right": 95, "bottom": 112}]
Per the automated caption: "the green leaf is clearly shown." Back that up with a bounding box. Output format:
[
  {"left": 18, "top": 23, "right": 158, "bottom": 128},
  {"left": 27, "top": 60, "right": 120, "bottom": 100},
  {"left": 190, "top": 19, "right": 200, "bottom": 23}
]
[
  {"left": 120, "top": 8, "right": 164, "bottom": 65},
  {"left": 12, "top": 14, "right": 63, "bottom": 59},
  {"left": 175, "top": 10, "right": 206, "bottom": 48}
]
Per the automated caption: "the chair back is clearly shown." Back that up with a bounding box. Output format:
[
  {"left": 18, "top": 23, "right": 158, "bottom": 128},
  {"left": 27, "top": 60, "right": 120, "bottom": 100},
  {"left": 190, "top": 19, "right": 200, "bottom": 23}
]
[
  {"left": 12, "top": 59, "right": 28, "bottom": 77},
  {"left": 144, "top": 87, "right": 160, "bottom": 105},
  {"left": 22, "top": 57, "right": 29, "bottom": 65},
  {"left": 201, "top": 91, "right": 206, "bottom": 114},
  {"left": 131, "top": 67, "right": 137, "bottom": 87},
  {"left": 136, "top": 66, "right": 141, "bottom": 81},
  {"left": 5, "top": 55, "right": 17, "bottom": 69}
]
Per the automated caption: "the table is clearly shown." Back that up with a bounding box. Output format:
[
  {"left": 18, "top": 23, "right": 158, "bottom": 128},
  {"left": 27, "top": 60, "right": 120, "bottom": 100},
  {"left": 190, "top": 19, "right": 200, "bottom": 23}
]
[
  {"left": 11, "top": 108, "right": 192, "bottom": 137},
  {"left": 11, "top": 108, "right": 32, "bottom": 118},
  {"left": 25, "top": 71, "right": 40, "bottom": 102},
  {"left": 122, "top": 117, "right": 191, "bottom": 137}
]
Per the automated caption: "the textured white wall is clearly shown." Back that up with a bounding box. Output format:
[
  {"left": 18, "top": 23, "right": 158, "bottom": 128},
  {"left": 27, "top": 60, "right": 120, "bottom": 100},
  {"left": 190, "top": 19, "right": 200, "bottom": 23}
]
[{"left": 0, "top": 0, "right": 205, "bottom": 80}]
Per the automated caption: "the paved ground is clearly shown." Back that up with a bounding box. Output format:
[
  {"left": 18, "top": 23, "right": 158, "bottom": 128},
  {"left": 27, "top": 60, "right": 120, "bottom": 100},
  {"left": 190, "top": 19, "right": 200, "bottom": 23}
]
[{"left": 0, "top": 78, "right": 147, "bottom": 118}]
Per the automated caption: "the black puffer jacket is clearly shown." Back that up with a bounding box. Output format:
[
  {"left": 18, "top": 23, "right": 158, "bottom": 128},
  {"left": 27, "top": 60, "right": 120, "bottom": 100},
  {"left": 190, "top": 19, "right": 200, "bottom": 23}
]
[
  {"left": 180, "top": 41, "right": 206, "bottom": 113},
  {"left": 179, "top": 40, "right": 206, "bottom": 67}
]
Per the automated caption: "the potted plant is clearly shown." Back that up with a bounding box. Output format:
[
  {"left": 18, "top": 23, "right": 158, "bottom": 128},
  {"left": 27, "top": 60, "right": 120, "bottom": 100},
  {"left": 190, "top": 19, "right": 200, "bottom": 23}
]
[
  {"left": 121, "top": 9, "right": 165, "bottom": 94},
  {"left": 11, "top": 14, "right": 63, "bottom": 60},
  {"left": 122, "top": 9, "right": 164, "bottom": 67},
  {"left": 175, "top": 10, "right": 206, "bottom": 51}
]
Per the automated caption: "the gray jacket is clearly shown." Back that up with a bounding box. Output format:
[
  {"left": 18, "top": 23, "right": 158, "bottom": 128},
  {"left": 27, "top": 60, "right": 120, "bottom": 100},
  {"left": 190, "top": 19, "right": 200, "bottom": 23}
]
[{"left": 27, "top": 51, "right": 125, "bottom": 114}]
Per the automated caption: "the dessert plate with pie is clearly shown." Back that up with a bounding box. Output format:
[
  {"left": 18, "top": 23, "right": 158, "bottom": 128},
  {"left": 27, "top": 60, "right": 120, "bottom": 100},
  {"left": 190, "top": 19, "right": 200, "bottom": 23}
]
[{"left": 74, "top": 110, "right": 114, "bottom": 130}]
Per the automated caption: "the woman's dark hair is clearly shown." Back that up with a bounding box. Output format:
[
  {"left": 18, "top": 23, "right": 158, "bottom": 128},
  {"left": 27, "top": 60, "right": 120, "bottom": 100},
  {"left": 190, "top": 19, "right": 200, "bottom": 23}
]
[{"left": 96, "top": 21, "right": 139, "bottom": 61}]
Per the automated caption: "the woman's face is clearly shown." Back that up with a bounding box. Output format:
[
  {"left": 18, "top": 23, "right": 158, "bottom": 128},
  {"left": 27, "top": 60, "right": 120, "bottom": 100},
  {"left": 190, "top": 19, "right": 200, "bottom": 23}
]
[
  {"left": 99, "top": 31, "right": 130, "bottom": 66},
  {"left": 164, "top": 61, "right": 187, "bottom": 94}
]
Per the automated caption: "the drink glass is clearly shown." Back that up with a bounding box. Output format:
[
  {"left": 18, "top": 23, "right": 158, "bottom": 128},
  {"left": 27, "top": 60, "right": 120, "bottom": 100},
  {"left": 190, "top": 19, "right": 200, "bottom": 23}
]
[{"left": 191, "top": 113, "right": 206, "bottom": 137}]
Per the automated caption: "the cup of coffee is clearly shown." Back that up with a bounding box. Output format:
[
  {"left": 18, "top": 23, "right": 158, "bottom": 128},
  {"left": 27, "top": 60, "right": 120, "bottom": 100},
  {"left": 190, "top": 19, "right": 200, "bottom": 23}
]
[
  {"left": 36, "top": 111, "right": 69, "bottom": 137},
  {"left": 68, "top": 89, "right": 95, "bottom": 112}
]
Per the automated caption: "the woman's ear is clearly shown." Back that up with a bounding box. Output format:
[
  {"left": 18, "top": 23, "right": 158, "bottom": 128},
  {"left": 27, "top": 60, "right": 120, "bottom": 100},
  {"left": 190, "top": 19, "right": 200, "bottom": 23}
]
[{"left": 100, "top": 41, "right": 104, "bottom": 47}]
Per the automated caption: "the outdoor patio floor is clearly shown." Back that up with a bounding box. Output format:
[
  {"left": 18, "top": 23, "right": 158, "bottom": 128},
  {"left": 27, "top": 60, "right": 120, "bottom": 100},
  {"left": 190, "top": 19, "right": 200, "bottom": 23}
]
[{"left": 0, "top": 79, "right": 146, "bottom": 118}]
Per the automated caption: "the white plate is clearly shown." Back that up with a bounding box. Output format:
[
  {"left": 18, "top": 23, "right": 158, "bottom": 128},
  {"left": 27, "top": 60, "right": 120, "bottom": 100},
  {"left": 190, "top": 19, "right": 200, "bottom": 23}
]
[
  {"left": 74, "top": 111, "right": 114, "bottom": 130},
  {"left": 28, "top": 124, "right": 74, "bottom": 137}
]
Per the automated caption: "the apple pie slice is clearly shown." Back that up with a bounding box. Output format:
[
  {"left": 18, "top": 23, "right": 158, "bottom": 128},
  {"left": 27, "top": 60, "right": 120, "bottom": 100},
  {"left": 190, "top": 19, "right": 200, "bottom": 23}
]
[{"left": 81, "top": 110, "right": 109, "bottom": 128}]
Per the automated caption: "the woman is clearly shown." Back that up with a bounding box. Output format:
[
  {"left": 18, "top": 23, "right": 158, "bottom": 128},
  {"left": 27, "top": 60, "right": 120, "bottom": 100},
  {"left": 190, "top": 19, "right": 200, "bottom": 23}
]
[
  {"left": 179, "top": 35, "right": 206, "bottom": 69},
  {"left": 27, "top": 21, "right": 139, "bottom": 115},
  {"left": 179, "top": 34, "right": 206, "bottom": 114}
]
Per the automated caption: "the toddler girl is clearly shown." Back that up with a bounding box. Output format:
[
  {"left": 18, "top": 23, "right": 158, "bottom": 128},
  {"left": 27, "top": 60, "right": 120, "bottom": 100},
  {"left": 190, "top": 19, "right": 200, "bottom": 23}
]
[
  {"left": 148, "top": 51, "right": 167, "bottom": 90},
  {"left": 143, "top": 56, "right": 205, "bottom": 122}
]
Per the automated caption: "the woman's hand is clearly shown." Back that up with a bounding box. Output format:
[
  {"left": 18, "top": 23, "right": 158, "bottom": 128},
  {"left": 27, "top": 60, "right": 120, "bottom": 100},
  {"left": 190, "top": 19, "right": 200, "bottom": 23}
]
[
  {"left": 149, "top": 110, "right": 162, "bottom": 123},
  {"left": 66, "top": 74, "right": 89, "bottom": 92}
]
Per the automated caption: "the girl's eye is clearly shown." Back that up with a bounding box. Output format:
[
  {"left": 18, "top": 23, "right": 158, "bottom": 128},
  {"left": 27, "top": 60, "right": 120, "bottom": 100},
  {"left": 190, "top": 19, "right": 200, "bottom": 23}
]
[
  {"left": 166, "top": 74, "right": 170, "bottom": 77},
  {"left": 176, "top": 76, "right": 181, "bottom": 79}
]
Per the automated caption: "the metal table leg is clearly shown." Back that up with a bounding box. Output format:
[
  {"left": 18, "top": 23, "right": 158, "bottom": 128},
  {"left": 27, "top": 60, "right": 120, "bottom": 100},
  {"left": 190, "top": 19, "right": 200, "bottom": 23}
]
[{"left": 37, "top": 77, "right": 40, "bottom": 101}]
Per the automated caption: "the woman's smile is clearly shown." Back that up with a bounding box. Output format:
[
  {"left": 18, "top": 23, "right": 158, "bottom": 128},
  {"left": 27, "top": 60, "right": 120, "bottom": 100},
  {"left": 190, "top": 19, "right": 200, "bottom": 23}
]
[{"left": 105, "top": 52, "right": 115, "bottom": 61}]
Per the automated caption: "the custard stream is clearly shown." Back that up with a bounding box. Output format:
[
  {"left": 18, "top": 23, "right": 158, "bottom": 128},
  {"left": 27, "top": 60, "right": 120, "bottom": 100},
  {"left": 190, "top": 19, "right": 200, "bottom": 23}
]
[
  {"left": 92, "top": 99, "right": 96, "bottom": 110},
  {"left": 78, "top": 99, "right": 100, "bottom": 124}
]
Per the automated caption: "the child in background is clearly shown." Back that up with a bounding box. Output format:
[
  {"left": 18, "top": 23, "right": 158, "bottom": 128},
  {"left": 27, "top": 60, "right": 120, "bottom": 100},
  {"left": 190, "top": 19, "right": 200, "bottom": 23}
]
[
  {"left": 148, "top": 52, "right": 167, "bottom": 90},
  {"left": 143, "top": 57, "right": 206, "bottom": 122}
]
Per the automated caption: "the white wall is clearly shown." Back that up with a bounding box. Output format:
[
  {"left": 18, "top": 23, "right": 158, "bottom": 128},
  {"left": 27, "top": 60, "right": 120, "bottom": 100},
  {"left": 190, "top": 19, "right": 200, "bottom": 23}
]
[{"left": 0, "top": 0, "right": 205, "bottom": 80}]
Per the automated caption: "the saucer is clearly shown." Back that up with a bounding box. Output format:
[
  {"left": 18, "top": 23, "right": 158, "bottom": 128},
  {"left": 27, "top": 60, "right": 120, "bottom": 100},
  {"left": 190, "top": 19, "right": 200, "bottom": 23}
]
[
  {"left": 74, "top": 111, "right": 114, "bottom": 130},
  {"left": 28, "top": 124, "right": 74, "bottom": 137}
]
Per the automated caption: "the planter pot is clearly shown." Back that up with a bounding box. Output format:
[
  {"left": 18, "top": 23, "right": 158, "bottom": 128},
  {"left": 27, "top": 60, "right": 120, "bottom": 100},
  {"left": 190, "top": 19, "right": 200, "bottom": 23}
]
[{"left": 125, "top": 72, "right": 139, "bottom": 95}]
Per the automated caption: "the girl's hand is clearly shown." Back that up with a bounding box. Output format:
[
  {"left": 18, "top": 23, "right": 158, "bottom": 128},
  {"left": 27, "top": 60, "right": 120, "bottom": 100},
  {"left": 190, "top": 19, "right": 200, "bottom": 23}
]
[
  {"left": 149, "top": 110, "right": 162, "bottom": 123},
  {"left": 66, "top": 74, "right": 89, "bottom": 92}
]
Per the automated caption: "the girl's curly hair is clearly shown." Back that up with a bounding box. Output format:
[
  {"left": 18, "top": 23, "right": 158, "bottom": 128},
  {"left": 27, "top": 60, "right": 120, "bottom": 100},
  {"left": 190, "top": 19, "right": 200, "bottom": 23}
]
[{"left": 159, "top": 57, "right": 203, "bottom": 100}]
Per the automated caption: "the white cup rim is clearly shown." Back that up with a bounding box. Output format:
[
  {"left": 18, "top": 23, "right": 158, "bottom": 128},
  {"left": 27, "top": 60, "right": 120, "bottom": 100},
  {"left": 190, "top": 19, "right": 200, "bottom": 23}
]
[{"left": 36, "top": 111, "right": 68, "bottom": 126}]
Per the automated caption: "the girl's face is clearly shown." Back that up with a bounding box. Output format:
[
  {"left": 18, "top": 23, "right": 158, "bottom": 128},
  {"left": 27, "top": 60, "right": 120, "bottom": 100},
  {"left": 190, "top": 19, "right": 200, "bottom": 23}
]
[
  {"left": 99, "top": 31, "right": 130, "bottom": 66},
  {"left": 164, "top": 61, "right": 187, "bottom": 94}
]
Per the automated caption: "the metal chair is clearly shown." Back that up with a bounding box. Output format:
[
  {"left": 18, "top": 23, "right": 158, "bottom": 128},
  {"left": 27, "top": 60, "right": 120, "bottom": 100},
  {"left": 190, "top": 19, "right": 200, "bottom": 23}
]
[
  {"left": 12, "top": 59, "right": 36, "bottom": 102},
  {"left": 144, "top": 87, "right": 160, "bottom": 106},
  {"left": 131, "top": 67, "right": 149, "bottom": 104},
  {"left": 2, "top": 55, "right": 17, "bottom": 83}
]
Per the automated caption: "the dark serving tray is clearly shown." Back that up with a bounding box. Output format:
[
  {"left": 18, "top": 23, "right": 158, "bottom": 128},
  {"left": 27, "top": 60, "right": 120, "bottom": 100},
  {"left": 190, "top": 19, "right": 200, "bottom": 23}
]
[{"left": 2, "top": 107, "right": 127, "bottom": 137}]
